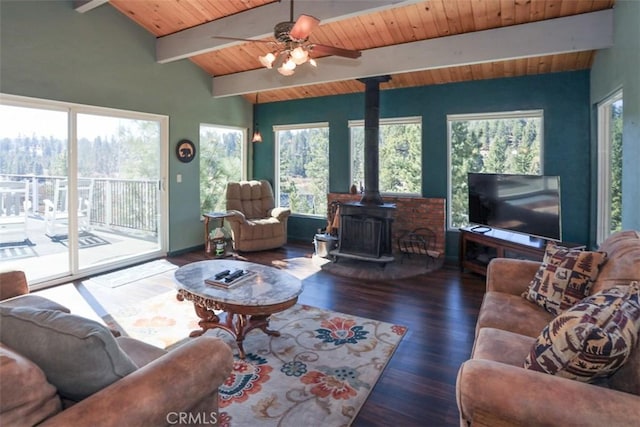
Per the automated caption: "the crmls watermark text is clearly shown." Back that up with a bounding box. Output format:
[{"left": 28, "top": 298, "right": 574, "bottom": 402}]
[{"left": 166, "top": 412, "right": 218, "bottom": 425}]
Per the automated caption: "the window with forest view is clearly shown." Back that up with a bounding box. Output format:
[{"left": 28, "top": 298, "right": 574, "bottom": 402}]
[
  {"left": 349, "top": 117, "right": 422, "bottom": 194},
  {"left": 597, "top": 91, "right": 623, "bottom": 244},
  {"left": 448, "top": 111, "right": 543, "bottom": 229},
  {"left": 199, "top": 124, "right": 244, "bottom": 214},
  {"left": 275, "top": 123, "right": 329, "bottom": 217}
]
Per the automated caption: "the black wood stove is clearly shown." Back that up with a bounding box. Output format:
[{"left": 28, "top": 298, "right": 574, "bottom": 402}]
[{"left": 333, "top": 76, "right": 396, "bottom": 264}]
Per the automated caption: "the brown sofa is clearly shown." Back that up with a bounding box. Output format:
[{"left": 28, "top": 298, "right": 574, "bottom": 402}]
[
  {"left": 456, "top": 230, "right": 640, "bottom": 426},
  {"left": 0, "top": 271, "right": 234, "bottom": 427},
  {"left": 225, "top": 179, "right": 291, "bottom": 252}
]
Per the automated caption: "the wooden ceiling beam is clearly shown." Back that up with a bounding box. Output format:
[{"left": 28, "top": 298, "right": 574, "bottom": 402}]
[
  {"left": 74, "top": 0, "right": 109, "bottom": 13},
  {"left": 211, "top": 9, "right": 613, "bottom": 98},
  {"left": 156, "top": 0, "right": 425, "bottom": 63}
]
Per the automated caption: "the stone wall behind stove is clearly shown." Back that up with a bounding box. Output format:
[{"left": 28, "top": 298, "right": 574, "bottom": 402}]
[{"left": 327, "top": 193, "right": 446, "bottom": 256}]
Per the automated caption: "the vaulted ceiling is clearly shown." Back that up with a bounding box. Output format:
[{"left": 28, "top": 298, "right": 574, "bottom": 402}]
[{"left": 78, "top": 0, "right": 616, "bottom": 103}]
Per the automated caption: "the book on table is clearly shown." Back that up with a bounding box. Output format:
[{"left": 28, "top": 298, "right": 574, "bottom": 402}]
[{"left": 205, "top": 269, "right": 256, "bottom": 289}]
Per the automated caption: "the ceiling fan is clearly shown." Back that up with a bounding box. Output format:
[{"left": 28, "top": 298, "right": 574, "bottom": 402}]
[{"left": 213, "top": 0, "right": 362, "bottom": 76}]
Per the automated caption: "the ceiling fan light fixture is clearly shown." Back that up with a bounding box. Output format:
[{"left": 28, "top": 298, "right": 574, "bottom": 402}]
[
  {"left": 251, "top": 0, "right": 359, "bottom": 76},
  {"left": 290, "top": 46, "right": 309, "bottom": 65},
  {"left": 277, "top": 55, "right": 297, "bottom": 74},
  {"left": 277, "top": 65, "right": 295, "bottom": 76},
  {"left": 282, "top": 56, "right": 297, "bottom": 71},
  {"left": 259, "top": 52, "right": 277, "bottom": 69}
]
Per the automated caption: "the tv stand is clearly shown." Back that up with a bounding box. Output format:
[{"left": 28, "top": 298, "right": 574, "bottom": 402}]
[{"left": 458, "top": 226, "right": 582, "bottom": 276}]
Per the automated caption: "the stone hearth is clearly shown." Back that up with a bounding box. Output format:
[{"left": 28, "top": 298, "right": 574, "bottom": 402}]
[{"left": 320, "top": 255, "right": 443, "bottom": 281}]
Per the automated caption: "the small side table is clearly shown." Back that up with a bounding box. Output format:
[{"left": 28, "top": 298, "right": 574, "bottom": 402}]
[{"left": 203, "top": 212, "right": 232, "bottom": 255}]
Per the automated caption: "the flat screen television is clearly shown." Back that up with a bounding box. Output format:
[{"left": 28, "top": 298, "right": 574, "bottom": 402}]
[{"left": 467, "top": 173, "right": 561, "bottom": 241}]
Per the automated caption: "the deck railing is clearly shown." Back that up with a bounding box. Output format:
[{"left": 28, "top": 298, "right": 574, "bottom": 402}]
[{"left": 0, "top": 174, "right": 159, "bottom": 235}]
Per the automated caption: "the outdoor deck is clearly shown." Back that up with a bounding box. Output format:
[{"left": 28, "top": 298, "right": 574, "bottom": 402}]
[
  {"left": 0, "top": 214, "right": 160, "bottom": 284},
  {"left": 0, "top": 174, "right": 162, "bottom": 284}
]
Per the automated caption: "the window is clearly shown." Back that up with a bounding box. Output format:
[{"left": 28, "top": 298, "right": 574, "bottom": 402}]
[
  {"left": 597, "top": 90, "right": 623, "bottom": 244},
  {"left": 349, "top": 116, "right": 422, "bottom": 195},
  {"left": 199, "top": 124, "right": 245, "bottom": 213},
  {"left": 275, "top": 123, "right": 329, "bottom": 217},
  {"left": 448, "top": 110, "right": 543, "bottom": 229}
]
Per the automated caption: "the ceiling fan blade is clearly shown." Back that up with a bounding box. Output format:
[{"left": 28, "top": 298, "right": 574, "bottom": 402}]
[
  {"left": 211, "top": 35, "right": 272, "bottom": 43},
  {"left": 289, "top": 14, "right": 320, "bottom": 40},
  {"left": 311, "top": 44, "right": 362, "bottom": 59}
]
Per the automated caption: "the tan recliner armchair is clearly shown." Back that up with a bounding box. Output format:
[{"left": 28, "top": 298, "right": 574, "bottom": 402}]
[{"left": 225, "top": 180, "right": 291, "bottom": 252}]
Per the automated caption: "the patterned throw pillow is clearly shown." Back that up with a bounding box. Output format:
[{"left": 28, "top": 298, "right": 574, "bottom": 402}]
[
  {"left": 522, "top": 243, "right": 607, "bottom": 315},
  {"left": 524, "top": 281, "right": 640, "bottom": 382}
]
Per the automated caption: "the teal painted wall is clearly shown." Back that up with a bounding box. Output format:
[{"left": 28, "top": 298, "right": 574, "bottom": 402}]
[
  {"left": 4, "top": 2, "right": 632, "bottom": 258},
  {"left": 255, "top": 71, "right": 592, "bottom": 257},
  {"left": 0, "top": 1, "right": 252, "bottom": 253},
  {"left": 590, "top": 0, "right": 640, "bottom": 241}
]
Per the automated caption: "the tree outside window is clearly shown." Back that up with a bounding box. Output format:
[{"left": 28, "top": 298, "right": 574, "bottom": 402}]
[
  {"left": 448, "top": 111, "right": 543, "bottom": 229},
  {"left": 609, "top": 100, "right": 623, "bottom": 233},
  {"left": 276, "top": 124, "right": 329, "bottom": 217},
  {"left": 199, "top": 124, "right": 244, "bottom": 214},
  {"left": 350, "top": 117, "right": 422, "bottom": 194}
]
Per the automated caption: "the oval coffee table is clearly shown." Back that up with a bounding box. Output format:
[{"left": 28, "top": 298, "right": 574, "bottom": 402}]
[{"left": 174, "top": 260, "right": 303, "bottom": 358}]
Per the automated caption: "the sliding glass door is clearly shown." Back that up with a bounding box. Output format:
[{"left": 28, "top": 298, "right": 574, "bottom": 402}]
[
  {"left": 0, "top": 103, "right": 71, "bottom": 281},
  {"left": 0, "top": 96, "right": 168, "bottom": 286}
]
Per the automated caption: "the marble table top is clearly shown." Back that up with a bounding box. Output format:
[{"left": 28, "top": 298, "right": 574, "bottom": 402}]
[{"left": 174, "top": 260, "right": 303, "bottom": 306}]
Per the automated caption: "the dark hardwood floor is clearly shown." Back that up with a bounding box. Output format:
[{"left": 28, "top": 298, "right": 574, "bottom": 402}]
[{"left": 167, "top": 242, "right": 487, "bottom": 426}]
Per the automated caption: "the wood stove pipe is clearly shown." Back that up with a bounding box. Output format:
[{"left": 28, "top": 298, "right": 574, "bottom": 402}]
[{"left": 357, "top": 75, "right": 391, "bottom": 205}]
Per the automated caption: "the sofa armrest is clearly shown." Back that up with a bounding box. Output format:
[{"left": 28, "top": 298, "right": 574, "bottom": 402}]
[
  {"left": 486, "top": 258, "right": 541, "bottom": 295},
  {"left": 269, "top": 207, "right": 291, "bottom": 221},
  {"left": 40, "top": 336, "right": 234, "bottom": 427},
  {"left": 224, "top": 209, "right": 247, "bottom": 224},
  {"left": 0, "top": 270, "right": 29, "bottom": 301},
  {"left": 457, "top": 359, "right": 640, "bottom": 427}
]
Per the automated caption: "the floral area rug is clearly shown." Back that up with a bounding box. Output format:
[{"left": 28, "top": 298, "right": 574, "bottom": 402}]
[
  {"left": 108, "top": 294, "right": 407, "bottom": 426},
  {"left": 107, "top": 290, "right": 199, "bottom": 349}
]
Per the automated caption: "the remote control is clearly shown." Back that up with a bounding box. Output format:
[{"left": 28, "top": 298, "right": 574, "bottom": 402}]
[
  {"left": 214, "top": 270, "right": 230, "bottom": 280},
  {"left": 224, "top": 269, "right": 244, "bottom": 282}
]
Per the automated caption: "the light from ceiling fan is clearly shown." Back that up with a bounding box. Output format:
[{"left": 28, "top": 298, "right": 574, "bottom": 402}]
[
  {"left": 277, "top": 67, "right": 295, "bottom": 76},
  {"left": 259, "top": 52, "right": 277, "bottom": 69},
  {"left": 272, "top": 45, "right": 317, "bottom": 75},
  {"left": 277, "top": 55, "right": 297, "bottom": 76},
  {"left": 290, "top": 46, "right": 308, "bottom": 65}
]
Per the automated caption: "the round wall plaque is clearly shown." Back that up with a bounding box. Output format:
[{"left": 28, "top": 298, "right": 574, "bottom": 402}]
[{"left": 176, "top": 139, "right": 196, "bottom": 163}]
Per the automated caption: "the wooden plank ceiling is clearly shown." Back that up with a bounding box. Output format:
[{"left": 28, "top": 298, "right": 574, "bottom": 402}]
[{"left": 108, "top": 0, "right": 615, "bottom": 103}]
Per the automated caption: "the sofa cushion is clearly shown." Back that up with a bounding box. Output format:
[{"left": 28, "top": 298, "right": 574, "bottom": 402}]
[
  {"left": 0, "top": 344, "right": 62, "bottom": 426},
  {"left": 476, "top": 291, "right": 555, "bottom": 338},
  {"left": 471, "top": 328, "right": 536, "bottom": 367},
  {"left": 240, "top": 217, "right": 284, "bottom": 240},
  {"left": 116, "top": 336, "right": 167, "bottom": 367},
  {"left": 591, "top": 230, "right": 640, "bottom": 294},
  {"left": 524, "top": 281, "right": 640, "bottom": 383},
  {"left": 0, "top": 306, "right": 138, "bottom": 401},
  {"left": 522, "top": 243, "right": 607, "bottom": 316}
]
